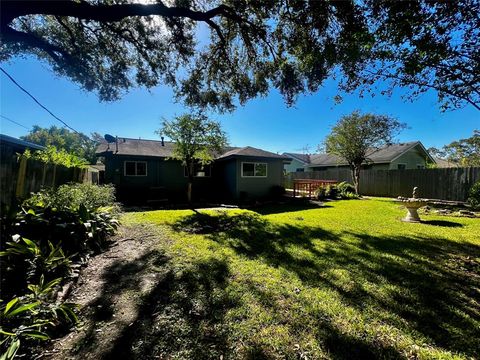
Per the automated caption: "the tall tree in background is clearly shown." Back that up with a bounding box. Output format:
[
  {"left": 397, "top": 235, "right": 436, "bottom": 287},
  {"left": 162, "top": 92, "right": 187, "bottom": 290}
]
[
  {"left": 21, "top": 125, "right": 101, "bottom": 163},
  {"left": 158, "top": 113, "right": 227, "bottom": 203},
  {"left": 1, "top": 1, "right": 478, "bottom": 112},
  {"left": 325, "top": 111, "right": 406, "bottom": 194},
  {"left": 429, "top": 130, "right": 480, "bottom": 167}
]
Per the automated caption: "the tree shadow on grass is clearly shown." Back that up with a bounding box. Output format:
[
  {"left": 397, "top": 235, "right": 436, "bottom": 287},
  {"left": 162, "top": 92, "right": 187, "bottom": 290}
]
[
  {"left": 173, "top": 212, "right": 480, "bottom": 358},
  {"left": 252, "top": 201, "right": 332, "bottom": 215}
]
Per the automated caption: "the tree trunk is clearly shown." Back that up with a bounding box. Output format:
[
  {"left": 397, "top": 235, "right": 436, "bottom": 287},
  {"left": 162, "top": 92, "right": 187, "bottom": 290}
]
[
  {"left": 187, "top": 180, "right": 193, "bottom": 203},
  {"left": 351, "top": 165, "right": 361, "bottom": 195}
]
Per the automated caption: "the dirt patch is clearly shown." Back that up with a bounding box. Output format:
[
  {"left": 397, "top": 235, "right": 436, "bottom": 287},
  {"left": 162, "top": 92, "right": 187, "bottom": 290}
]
[{"left": 41, "top": 224, "right": 172, "bottom": 360}]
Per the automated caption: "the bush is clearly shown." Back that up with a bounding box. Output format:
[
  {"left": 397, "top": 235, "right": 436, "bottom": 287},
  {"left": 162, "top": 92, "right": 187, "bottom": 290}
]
[
  {"left": 337, "top": 182, "right": 357, "bottom": 199},
  {"left": 467, "top": 181, "right": 480, "bottom": 209},
  {"left": 0, "top": 184, "right": 120, "bottom": 358},
  {"left": 315, "top": 186, "right": 327, "bottom": 200},
  {"left": 24, "top": 183, "right": 119, "bottom": 213},
  {"left": 325, "top": 184, "right": 338, "bottom": 199}
]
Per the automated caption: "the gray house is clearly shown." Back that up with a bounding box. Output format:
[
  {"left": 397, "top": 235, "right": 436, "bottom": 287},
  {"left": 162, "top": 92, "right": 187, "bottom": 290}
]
[
  {"left": 284, "top": 141, "right": 435, "bottom": 172},
  {"left": 283, "top": 153, "right": 310, "bottom": 173},
  {"left": 96, "top": 137, "right": 291, "bottom": 203}
]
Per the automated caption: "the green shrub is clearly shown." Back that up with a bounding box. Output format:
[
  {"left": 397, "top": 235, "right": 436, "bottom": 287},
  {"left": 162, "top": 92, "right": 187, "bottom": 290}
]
[
  {"left": 325, "top": 184, "right": 338, "bottom": 199},
  {"left": 467, "top": 181, "right": 480, "bottom": 209},
  {"left": 315, "top": 186, "right": 327, "bottom": 200},
  {"left": 24, "top": 183, "right": 119, "bottom": 213},
  {"left": 0, "top": 185, "right": 120, "bottom": 358},
  {"left": 337, "top": 182, "right": 356, "bottom": 198}
]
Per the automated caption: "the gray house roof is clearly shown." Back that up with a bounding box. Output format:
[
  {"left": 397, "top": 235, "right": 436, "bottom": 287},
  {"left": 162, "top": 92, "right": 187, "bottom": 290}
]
[
  {"left": 283, "top": 152, "right": 310, "bottom": 164},
  {"left": 96, "top": 138, "right": 176, "bottom": 157},
  {"left": 434, "top": 157, "right": 458, "bottom": 168},
  {"left": 217, "top": 146, "right": 291, "bottom": 160},
  {"left": 302, "top": 141, "right": 434, "bottom": 167},
  {"left": 96, "top": 137, "right": 291, "bottom": 161}
]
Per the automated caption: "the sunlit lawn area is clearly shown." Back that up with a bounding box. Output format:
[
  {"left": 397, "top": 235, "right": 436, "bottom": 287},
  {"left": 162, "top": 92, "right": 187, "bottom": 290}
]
[{"left": 121, "top": 198, "right": 480, "bottom": 359}]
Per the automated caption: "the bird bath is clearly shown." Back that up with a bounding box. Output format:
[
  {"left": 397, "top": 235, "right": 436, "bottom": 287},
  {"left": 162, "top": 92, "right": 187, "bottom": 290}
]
[{"left": 397, "top": 187, "right": 428, "bottom": 223}]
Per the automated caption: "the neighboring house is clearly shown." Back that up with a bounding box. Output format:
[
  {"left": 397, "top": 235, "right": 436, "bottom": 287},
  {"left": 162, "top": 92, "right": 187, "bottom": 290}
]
[
  {"left": 283, "top": 153, "right": 310, "bottom": 173},
  {"left": 283, "top": 141, "right": 435, "bottom": 172},
  {"left": 96, "top": 137, "right": 291, "bottom": 203},
  {"left": 0, "top": 134, "right": 45, "bottom": 156},
  {"left": 433, "top": 157, "right": 459, "bottom": 168}
]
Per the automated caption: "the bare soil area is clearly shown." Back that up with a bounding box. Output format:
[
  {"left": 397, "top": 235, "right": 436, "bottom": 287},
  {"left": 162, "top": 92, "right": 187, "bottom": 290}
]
[{"left": 42, "top": 224, "right": 171, "bottom": 360}]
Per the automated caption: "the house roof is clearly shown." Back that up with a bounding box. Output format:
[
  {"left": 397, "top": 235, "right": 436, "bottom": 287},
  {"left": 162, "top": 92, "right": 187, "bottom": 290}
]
[
  {"left": 96, "top": 137, "right": 291, "bottom": 161},
  {"left": 217, "top": 146, "right": 291, "bottom": 160},
  {"left": 0, "top": 134, "right": 45, "bottom": 151},
  {"left": 283, "top": 152, "right": 310, "bottom": 164},
  {"left": 434, "top": 157, "right": 459, "bottom": 168},
  {"left": 307, "top": 141, "right": 434, "bottom": 167}
]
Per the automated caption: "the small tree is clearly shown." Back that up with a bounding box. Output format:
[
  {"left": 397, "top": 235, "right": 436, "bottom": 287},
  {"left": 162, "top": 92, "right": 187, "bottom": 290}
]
[
  {"left": 158, "top": 113, "right": 227, "bottom": 203},
  {"left": 324, "top": 111, "right": 406, "bottom": 194}
]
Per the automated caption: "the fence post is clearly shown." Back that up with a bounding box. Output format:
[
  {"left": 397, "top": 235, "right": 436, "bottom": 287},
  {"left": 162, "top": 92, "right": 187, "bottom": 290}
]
[{"left": 15, "top": 156, "right": 27, "bottom": 199}]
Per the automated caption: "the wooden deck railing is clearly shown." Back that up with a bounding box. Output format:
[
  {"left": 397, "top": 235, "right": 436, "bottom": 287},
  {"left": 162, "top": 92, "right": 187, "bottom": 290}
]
[{"left": 293, "top": 179, "right": 338, "bottom": 198}]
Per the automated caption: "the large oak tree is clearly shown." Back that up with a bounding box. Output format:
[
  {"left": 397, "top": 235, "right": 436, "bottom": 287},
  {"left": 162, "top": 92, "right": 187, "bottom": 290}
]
[{"left": 1, "top": 0, "right": 478, "bottom": 112}]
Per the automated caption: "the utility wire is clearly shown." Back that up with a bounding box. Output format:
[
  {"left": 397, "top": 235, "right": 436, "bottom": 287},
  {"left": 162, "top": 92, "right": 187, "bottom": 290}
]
[
  {"left": 0, "top": 66, "right": 86, "bottom": 138},
  {"left": 0, "top": 114, "right": 30, "bottom": 130}
]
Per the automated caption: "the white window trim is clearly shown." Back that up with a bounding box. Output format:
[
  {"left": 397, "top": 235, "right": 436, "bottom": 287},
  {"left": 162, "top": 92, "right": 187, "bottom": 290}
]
[
  {"left": 183, "top": 164, "right": 212, "bottom": 178},
  {"left": 241, "top": 162, "right": 268, "bottom": 178},
  {"left": 124, "top": 161, "right": 147, "bottom": 176},
  {"left": 397, "top": 163, "right": 407, "bottom": 170}
]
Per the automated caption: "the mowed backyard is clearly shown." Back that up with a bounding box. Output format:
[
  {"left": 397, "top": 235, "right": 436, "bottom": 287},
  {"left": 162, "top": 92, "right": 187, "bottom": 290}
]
[{"left": 54, "top": 198, "right": 480, "bottom": 360}]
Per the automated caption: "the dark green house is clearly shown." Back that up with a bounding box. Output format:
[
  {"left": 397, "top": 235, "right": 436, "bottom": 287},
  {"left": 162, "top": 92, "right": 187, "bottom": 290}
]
[{"left": 96, "top": 137, "right": 291, "bottom": 203}]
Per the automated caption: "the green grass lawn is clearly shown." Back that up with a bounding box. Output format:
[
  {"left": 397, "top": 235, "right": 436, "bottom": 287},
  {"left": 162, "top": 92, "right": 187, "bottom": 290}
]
[{"left": 122, "top": 198, "right": 480, "bottom": 359}]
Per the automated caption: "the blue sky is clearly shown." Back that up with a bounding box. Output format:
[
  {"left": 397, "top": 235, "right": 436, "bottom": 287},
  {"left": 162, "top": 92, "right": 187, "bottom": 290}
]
[{"left": 1, "top": 57, "right": 478, "bottom": 154}]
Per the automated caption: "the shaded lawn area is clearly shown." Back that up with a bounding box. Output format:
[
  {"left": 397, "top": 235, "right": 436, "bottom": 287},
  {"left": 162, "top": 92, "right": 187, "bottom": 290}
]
[{"left": 115, "top": 198, "right": 479, "bottom": 359}]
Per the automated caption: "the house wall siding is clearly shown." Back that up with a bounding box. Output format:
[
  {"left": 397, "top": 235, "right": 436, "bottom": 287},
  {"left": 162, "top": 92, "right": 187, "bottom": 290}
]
[
  {"left": 389, "top": 146, "right": 428, "bottom": 169},
  {"left": 234, "top": 157, "right": 284, "bottom": 199},
  {"left": 284, "top": 158, "right": 307, "bottom": 173},
  {"left": 103, "top": 154, "right": 285, "bottom": 202},
  {"left": 104, "top": 154, "right": 217, "bottom": 202}
]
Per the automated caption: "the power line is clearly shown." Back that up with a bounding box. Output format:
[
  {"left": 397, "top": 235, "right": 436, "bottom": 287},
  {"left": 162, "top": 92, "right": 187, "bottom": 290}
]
[
  {"left": 0, "top": 114, "right": 30, "bottom": 130},
  {"left": 0, "top": 66, "right": 85, "bottom": 137}
]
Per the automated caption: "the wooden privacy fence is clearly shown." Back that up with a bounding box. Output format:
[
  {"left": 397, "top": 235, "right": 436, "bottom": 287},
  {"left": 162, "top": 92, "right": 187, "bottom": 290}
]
[
  {"left": 1, "top": 155, "right": 94, "bottom": 207},
  {"left": 286, "top": 167, "right": 480, "bottom": 201}
]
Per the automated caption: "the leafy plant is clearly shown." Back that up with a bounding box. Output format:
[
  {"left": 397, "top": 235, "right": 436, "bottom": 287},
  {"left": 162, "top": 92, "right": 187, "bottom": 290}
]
[
  {"left": 467, "top": 181, "right": 480, "bottom": 210},
  {"left": 325, "top": 185, "right": 338, "bottom": 199},
  {"left": 0, "top": 184, "right": 118, "bottom": 359},
  {"left": 315, "top": 186, "right": 327, "bottom": 200},
  {"left": 22, "top": 146, "right": 89, "bottom": 168},
  {"left": 24, "top": 183, "right": 119, "bottom": 213},
  {"left": 336, "top": 182, "right": 356, "bottom": 198},
  {"left": 0, "top": 276, "right": 78, "bottom": 359}
]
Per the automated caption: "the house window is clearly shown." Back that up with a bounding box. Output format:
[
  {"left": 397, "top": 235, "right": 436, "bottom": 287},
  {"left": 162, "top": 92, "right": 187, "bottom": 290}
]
[
  {"left": 124, "top": 161, "right": 147, "bottom": 176},
  {"left": 417, "top": 164, "right": 425, "bottom": 169},
  {"left": 184, "top": 164, "right": 211, "bottom": 177},
  {"left": 242, "top": 162, "right": 267, "bottom": 177},
  {"left": 397, "top": 164, "right": 406, "bottom": 170},
  {"left": 296, "top": 168, "right": 305, "bottom": 172}
]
